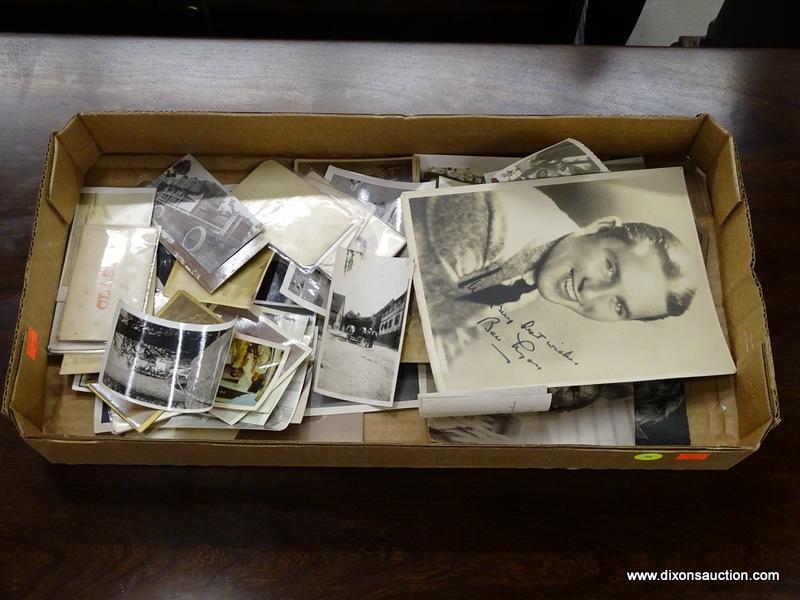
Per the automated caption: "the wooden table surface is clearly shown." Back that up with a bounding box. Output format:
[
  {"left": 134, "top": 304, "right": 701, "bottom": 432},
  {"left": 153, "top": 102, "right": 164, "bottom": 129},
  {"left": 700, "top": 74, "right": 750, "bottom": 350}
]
[{"left": 1, "top": 35, "right": 798, "bottom": 598}]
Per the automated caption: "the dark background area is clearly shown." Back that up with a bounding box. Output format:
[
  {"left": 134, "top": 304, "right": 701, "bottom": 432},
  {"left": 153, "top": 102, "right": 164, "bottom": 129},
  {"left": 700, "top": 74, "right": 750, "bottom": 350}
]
[{"left": 2, "top": 0, "right": 798, "bottom": 47}]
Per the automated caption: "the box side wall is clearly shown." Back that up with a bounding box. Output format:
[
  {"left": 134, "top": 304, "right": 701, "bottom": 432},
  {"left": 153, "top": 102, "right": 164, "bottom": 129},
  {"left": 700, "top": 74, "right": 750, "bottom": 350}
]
[
  {"left": 80, "top": 113, "right": 704, "bottom": 158},
  {"left": 26, "top": 437, "right": 750, "bottom": 470},
  {"left": 690, "top": 117, "right": 778, "bottom": 446}
]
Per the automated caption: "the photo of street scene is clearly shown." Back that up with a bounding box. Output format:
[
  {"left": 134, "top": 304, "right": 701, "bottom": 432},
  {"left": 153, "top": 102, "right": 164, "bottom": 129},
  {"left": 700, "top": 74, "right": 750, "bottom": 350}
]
[{"left": 314, "top": 249, "right": 413, "bottom": 406}]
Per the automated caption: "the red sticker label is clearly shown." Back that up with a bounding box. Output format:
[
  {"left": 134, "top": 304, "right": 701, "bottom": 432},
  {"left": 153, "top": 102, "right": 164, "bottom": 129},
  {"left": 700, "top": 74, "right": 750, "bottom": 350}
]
[
  {"left": 676, "top": 452, "right": 710, "bottom": 461},
  {"left": 25, "top": 327, "right": 39, "bottom": 360}
]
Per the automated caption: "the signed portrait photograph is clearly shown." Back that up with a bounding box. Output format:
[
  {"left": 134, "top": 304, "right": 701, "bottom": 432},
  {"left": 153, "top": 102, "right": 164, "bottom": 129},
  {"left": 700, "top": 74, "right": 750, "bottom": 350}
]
[{"left": 402, "top": 167, "right": 736, "bottom": 392}]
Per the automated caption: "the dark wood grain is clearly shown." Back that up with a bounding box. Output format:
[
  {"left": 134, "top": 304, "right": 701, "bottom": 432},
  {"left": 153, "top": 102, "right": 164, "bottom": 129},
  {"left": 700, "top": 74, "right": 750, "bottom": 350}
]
[{"left": 1, "top": 35, "right": 799, "bottom": 598}]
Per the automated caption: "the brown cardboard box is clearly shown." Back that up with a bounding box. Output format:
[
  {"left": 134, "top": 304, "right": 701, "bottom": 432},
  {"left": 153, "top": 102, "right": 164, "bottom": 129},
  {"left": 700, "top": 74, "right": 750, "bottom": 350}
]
[{"left": 1, "top": 112, "right": 779, "bottom": 469}]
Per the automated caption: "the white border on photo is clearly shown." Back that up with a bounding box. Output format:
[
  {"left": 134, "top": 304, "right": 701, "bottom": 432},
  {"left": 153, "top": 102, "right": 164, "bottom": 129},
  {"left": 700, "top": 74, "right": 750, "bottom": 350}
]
[
  {"left": 213, "top": 333, "right": 290, "bottom": 409},
  {"left": 313, "top": 248, "right": 414, "bottom": 407},
  {"left": 485, "top": 138, "right": 608, "bottom": 181},
  {"left": 99, "top": 302, "right": 235, "bottom": 413},
  {"left": 279, "top": 262, "right": 331, "bottom": 316}
]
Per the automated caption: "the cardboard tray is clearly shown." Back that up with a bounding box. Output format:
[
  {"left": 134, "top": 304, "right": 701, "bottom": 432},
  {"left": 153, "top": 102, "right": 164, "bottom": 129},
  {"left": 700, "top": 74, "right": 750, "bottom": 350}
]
[{"left": 1, "top": 112, "right": 779, "bottom": 469}]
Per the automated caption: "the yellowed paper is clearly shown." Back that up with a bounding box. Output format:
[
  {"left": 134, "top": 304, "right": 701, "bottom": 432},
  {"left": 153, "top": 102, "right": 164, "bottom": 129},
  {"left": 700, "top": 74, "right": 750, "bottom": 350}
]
[
  {"left": 164, "top": 249, "right": 274, "bottom": 309},
  {"left": 59, "top": 225, "right": 159, "bottom": 341},
  {"left": 60, "top": 353, "right": 104, "bottom": 376},
  {"left": 234, "top": 160, "right": 358, "bottom": 268}
]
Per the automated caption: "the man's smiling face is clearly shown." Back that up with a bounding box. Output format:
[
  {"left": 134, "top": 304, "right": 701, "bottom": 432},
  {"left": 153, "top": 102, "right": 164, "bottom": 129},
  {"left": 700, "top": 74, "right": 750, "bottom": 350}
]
[{"left": 536, "top": 219, "right": 674, "bottom": 322}]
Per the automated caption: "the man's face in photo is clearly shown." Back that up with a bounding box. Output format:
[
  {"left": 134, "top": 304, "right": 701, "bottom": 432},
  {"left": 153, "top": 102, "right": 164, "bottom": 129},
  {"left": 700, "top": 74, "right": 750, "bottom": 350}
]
[{"left": 536, "top": 219, "right": 672, "bottom": 322}]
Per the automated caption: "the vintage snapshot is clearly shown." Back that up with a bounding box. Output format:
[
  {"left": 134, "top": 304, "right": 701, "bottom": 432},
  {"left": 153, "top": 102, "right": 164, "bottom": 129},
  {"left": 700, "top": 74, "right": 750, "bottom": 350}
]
[
  {"left": 58, "top": 225, "right": 159, "bottom": 342},
  {"left": 151, "top": 154, "right": 264, "bottom": 284},
  {"left": 254, "top": 257, "right": 297, "bottom": 307},
  {"left": 58, "top": 187, "right": 156, "bottom": 297},
  {"left": 305, "top": 362, "right": 421, "bottom": 416},
  {"left": 89, "top": 382, "right": 169, "bottom": 434},
  {"left": 234, "top": 160, "right": 360, "bottom": 268},
  {"left": 428, "top": 383, "right": 635, "bottom": 446},
  {"left": 486, "top": 138, "right": 608, "bottom": 182},
  {"left": 324, "top": 165, "right": 435, "bottom": 233},
  {"left": 214, "top": 334, "right": 287, "bottom": 410},
  {"left": 402, "top": 167, "right": 736, "bottom": 392},
  {"left": 280, "top": 262, "right": 331, "bottom": 316},
  {"left": 100, "top": 303, "right": 235, "bottom": 412},
  {"left": 314, "top": 249, "right": 414, "bottom": 406},
  {"left": 303, "top": 171, "right": 407, "bottom": 276},
  {"left": 295, "top": 156, "right": 419, "bottom": 182},
  {"left": 416, "top": 154, "right": 521, "bottom": 185}
]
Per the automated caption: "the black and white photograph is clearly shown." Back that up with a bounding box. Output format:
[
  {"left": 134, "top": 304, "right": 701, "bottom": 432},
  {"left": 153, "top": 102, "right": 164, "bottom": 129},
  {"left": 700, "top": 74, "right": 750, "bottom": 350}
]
[
  {"left": 280, "top": 262, "right": 331, "bottom": 316},
  {"left": 302, "top": 171, "right": 407, "bottom": 277},
  {"left": 100, "top": 303, "right": 235, "bottom": 413},
  {"left": 305, "top": 363, "right": 421, "bottom": 416},
  {"left": 325, "top": 165, "right": 435, "bottom": 233},
  {"left": 417, "top": 154, "right": 521, "bottom": 185},
  {"left": 254, "top": 257, "right": 297, "bottom": 307},
  {"left": 402, "top": 167, "right": 736, "bottom": 393},
  {"left": 214, "top": 334, "right": 287, "bottom": 410},
  {"left": 428, "top": 383, "right": 635, "bottom": 446},
  {"left": 633, "top": 379, "right": 691, "bottom": 445},
  {"left": 151, "top": 154, "right": 263, "bottom": 277},
  {"left": 295, "top": 156, "right": 418, "bottom": 182},
  {"left": 314, "top": 249, "right": 414, "bottom": 406},
  {"left": 486, "top": 138, "right": 608, "bottom": 182}
]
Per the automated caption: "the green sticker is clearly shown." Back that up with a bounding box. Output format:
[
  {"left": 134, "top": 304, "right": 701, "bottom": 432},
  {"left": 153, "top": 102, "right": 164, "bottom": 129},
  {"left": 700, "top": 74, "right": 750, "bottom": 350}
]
[{"left": 634, "top": 452, "right": 664, "bottom": 461}]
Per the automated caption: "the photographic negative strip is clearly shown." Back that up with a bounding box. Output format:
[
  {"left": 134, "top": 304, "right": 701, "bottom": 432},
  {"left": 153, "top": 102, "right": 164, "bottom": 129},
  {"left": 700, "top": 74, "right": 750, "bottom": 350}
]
[
  {"left": 214, "top": 334, "right": 288, "bottom": 410},
  {"left": 314, "top": 249, "right": 414, "bottom": 406},
  {"left": 324, "top": 166, "right": 436, "bottom": 233},
  {"left": 486, "top": 139, "right": 608, "bottom": 182},
  {"left": 402, "top": 168, "right": 735, "bottom": 392},
  {"left": 100, "top": 303, "right": 235, "bottom": 412},
  {"left": 151, "top": 154, "right": 265, "bottom": 288},
  {"left": 280, "top": 263, "right": 331, "bottom": 316}
]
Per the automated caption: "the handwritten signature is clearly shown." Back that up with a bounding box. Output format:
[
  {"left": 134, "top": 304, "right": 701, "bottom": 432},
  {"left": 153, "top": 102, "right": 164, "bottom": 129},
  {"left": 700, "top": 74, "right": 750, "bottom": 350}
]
[{"left": 474, "top": 308, "right": 579, "bottom": 369}]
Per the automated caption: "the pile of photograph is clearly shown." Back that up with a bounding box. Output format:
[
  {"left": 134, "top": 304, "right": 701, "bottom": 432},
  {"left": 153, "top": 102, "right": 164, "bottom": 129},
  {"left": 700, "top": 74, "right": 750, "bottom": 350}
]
[{"left": 50, "top": 139, "right": 735, "bottom": 446}]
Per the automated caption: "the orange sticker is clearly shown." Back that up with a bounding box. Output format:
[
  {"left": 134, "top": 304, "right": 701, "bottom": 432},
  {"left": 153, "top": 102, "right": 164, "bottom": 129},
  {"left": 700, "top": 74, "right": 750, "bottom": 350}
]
[
  {"left": 676, "top": 452, "right": 710, "bottom": 461},
  {"left": 25, "top": 327, "right": 39, "bottom": 360}
]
